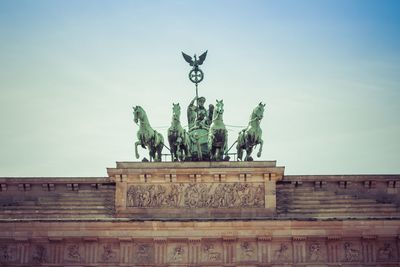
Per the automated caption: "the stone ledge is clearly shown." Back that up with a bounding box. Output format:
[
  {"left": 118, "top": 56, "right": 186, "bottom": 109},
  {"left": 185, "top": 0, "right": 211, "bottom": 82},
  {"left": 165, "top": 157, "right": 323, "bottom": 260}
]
[
  {"left": 283, "top": 174, "right": 400, "bottom": 182},
  {"left": 0, "top": 177, "right": 111, "bottom": 184},
  {"left": 1, "top": 216, "right": 400, "bottom": 223},
  {"left": 115, "top": 160, "right": 278, "bottom": 169}
]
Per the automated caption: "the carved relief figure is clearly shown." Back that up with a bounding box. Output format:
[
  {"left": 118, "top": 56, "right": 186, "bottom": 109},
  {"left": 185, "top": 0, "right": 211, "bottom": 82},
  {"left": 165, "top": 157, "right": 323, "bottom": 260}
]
[
  {"left": 127, "top": 182, "right": 264, "bottom": 209},
  {"left": 166, "top": 183, "right": 184, "bottom": 207},
  {"left": 198, "top": 183, "right": 212, "bottom": 207},
  {"left": 101, "top": 244, "right": 117, "bottom": 262},
  {"left": 343, "top": 242, "right": 359, "bottom": 262},
  {"left": 32, "top": 245, "right": 47, "bottom": 264},
  {"left": 378, "top": 243, "right": 394, "bottom": 261},
  {"left": 135, "top": 243, "right": 154, "bottom": 264},
  {"left": 66, "top": 244, "right": 81, "bottom": 261},
  {"left": 202, "top": 243, "right": 221, "bottom": 262},
  {"left": 170, "top": 245, "right": 184, "bottom": 262},
  {"left": 184, "top": 183, "right": 200, "bottom": 208},
  {"left": 240, "top": 242, "right": 255, "bottom": 260},
  {"left": 154, "top": 185, "right": 166, "bottom": 206},
  {"left": 0, "top": 245, "right": 16, "bottom": 263},
  {"left": 274, "top": 243, "right": 289, "bottom": 261},
  {"left": 309, "top": 243, "right": 321, "bottom": 261}
]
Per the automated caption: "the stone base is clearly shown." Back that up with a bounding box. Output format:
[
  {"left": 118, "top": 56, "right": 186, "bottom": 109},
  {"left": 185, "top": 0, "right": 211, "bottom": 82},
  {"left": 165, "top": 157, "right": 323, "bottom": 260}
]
[
  {"left": 107, "top": 161, "right": 285, "bottom": 220},
  {"left": 0, "top": 220, "right": 399, "bottom": 266}
]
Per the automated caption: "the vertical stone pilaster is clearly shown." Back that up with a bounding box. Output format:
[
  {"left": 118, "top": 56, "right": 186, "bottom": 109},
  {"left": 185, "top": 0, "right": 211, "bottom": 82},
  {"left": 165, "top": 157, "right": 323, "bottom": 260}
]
[
  {"left": 397, "top": 235, "right": 400, "bottom": 264},
  {"left": 188, "top": 238, "right": 201, "bottom": 264},
  {"left": 83, "top": 237, "right": 98, "bottom": 264},
  {"left": 362, "top": 236, "right": 376, "bottom": 264},
  {"left": 115, "top": 174, "right": 127, "bottom": 213},
  {"left": 154, "top": 238, "right": 167, "bottom": 265},
  {"left": 222, "top": 236, "right": 237, "bottom": 264},
  {"left": 292, "top": 237, "right": 306, "bottom": 263},
  {"left": 326, "top": 236, "right": 341, "bottom": 263},
  {"left": 119, "top": 238, "right": 132, "bottom": 264},
  {"left": 56, "top": 241, "right": 65, "bottom": 264},
  {"left": 48, "top": 238, "right": 63, "bottom": 264},
  {"left": 257, "top": 236, "right": 272, "bottom": 263},
  {"left": 15, "top": 238, "right": 29, "bottom": 265},
  {"left": 264, "top": 173, "right": 277, "bottom": 212}
]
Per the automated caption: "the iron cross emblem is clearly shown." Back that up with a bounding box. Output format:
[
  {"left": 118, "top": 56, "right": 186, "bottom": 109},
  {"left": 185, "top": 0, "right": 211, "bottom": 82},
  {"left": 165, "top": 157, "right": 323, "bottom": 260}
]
[{"left": 182, "top": 50, "right": 207, "bottom": 85}]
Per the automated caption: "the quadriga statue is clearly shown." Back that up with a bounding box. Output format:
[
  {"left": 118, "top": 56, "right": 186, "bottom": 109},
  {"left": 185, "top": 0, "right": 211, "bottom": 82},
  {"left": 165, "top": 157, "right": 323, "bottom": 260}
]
[
  {"left": 167, "top": 103, "right": 191, "bottom": 161},
  {"left": 133, "top": 106, "right": 164, "bottom": 162},
  {"left": 236, "top": 102, "right": 265, "bottom": 161},
  {"left": 208, "top": 100, "right": 228, "bottom": 161}
]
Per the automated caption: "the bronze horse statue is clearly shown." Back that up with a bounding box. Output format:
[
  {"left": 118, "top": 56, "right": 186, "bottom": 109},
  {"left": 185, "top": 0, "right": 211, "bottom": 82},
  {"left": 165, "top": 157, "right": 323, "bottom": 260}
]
[
  {"left": 133, "top": 106, "right": 164, "bottom": 162},
  {"left": 168, "top": 103, "right": 191, "bottom": 161},
  {"left": 208, "top": 100, "right": 227, "bottom": 161},
  {"left": 236, "top": 102, "right": 265, "bottom": 161}
]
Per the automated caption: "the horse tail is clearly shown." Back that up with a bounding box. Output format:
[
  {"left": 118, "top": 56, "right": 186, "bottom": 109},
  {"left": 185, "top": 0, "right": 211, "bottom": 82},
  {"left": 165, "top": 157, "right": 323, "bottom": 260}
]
[
  {"left": 224, "top": 130, "right": 228, "bottom": 152},
  {"left": 154, "top": 130, "right": 164, "bottom": 147}
]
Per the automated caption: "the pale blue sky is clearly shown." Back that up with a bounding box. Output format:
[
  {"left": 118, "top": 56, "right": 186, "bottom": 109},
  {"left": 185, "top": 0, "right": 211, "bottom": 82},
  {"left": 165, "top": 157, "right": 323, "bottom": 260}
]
[{"left": 0, "top": 1, "right": 399, "bottom": 176}]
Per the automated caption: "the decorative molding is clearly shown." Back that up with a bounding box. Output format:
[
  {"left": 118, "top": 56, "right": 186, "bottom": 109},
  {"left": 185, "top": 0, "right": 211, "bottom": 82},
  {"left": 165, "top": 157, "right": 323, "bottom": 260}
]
[{"left": 0, "top": 236, "right": 398, "bottom": 265}]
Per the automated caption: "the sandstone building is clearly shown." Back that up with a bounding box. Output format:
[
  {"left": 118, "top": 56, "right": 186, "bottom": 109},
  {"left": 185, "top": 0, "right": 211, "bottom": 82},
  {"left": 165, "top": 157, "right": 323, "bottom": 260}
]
[{"left": 0, "top": 161, "right": 399, "bottom": 266}]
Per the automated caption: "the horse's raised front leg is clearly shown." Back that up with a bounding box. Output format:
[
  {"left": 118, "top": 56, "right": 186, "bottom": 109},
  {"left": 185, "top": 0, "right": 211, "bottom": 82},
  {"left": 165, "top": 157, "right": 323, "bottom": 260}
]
[
  {"left": 135, "top": 141, "right": 141, "bottom": 159},
  {"left": 257, "top": 139, "right": 263, "bottom": 158}
]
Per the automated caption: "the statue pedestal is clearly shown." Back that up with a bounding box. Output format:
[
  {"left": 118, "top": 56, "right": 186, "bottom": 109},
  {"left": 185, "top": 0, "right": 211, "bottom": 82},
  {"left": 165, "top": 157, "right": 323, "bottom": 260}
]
[{"left": 107, "top": 161, "right": 285, "bottom": 219}]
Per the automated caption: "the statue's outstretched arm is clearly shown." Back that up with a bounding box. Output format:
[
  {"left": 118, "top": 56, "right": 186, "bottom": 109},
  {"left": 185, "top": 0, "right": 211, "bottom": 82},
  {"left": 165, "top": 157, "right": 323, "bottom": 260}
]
[{"left": 189, "top": 96, "right": 197, "bottom": 106}]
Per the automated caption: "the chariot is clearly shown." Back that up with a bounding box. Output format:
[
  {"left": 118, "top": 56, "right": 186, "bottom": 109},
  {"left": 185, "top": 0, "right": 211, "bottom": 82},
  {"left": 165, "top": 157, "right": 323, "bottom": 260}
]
[
  {"left": 133, "top": 51, "right": 265, "bottom": 162},
  {"left": 187, "top": 126, "right": 210, "bottom": 161}
]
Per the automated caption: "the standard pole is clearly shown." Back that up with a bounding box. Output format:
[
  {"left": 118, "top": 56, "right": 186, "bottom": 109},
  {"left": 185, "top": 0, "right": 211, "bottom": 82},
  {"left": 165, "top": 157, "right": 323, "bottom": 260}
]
[{"left": 195, "top": 82, "right": 199, "bottom": 120}]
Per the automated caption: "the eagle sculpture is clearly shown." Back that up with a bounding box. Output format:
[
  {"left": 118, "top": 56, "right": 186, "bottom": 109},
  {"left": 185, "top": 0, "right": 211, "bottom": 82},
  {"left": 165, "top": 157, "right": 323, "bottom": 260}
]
[{"left": 182, "top": 50, "right": 208, "bottom": 69}]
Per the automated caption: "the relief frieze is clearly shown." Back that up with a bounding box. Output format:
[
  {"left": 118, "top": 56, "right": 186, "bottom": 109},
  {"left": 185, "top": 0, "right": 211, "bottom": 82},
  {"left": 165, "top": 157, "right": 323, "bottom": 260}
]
[
  {"left": 273, "top": 243, "right": 291, "bottom": 262},
  {"left": 0, "top": 237, "right": 398, "bottom": 265},
  {"left": 202, "top": 242, "right": 222, "bottom": 262},
  {"left": 0, "top": 244, "right": 17, "bottom": 263},
  {"left": 134, "top": 243, "right": 154, "bottom": 264},
  {"left": 343, "top": 242, "right": 360, "bottom": 262},
  {"left": 64, "top": 243, "right": 82, "bottom": 262},
  {"left": 126, "top": 182, "right": 264, "bottom": 208},
  {"left": 239, "top": 241, "right": 256, "bottom": 261},
  {"left": 308, "top": 242, "right": 326, "bottom": 262},
  {"left": 377, "top": 243, "right": 396, "bottom": 261},
  {"left": 31, "top": 244, "right": 47, "bottom": 264},
  {"left": 100, "top": 243, "right": 118, "bottom": 262},
  {"left": 168, "top": 243, "right": 187, "bottom": 263}
]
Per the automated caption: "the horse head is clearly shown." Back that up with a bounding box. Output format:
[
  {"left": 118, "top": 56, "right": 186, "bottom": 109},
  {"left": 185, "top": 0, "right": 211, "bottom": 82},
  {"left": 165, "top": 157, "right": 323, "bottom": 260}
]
[
  {"left": 251, "top": 102, "right": 266, "bottom": 121},
  {"left": 213, "top": 99, "right": 224, "bottom": 120},
  {"left": 133, "top": 106, "right": 145, "bottom": 124},
  {"left": 172, "top": 103, "right": 181, "bottom": 121}
]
